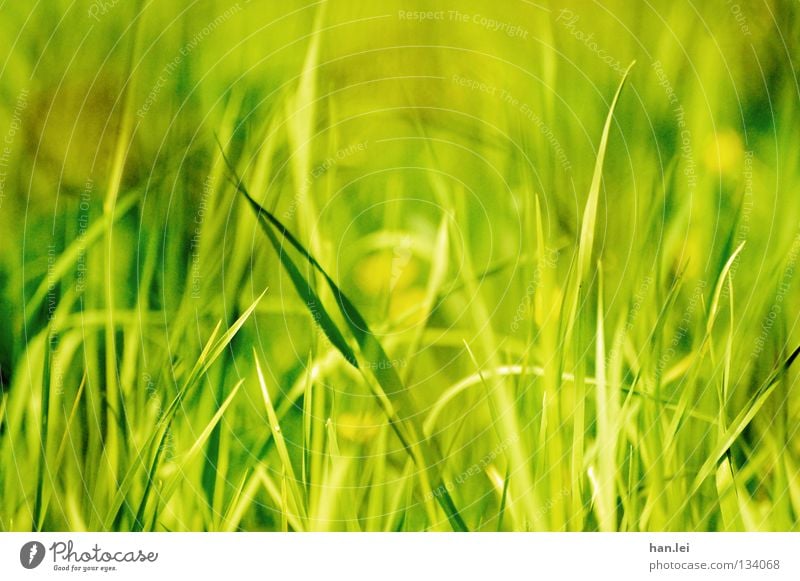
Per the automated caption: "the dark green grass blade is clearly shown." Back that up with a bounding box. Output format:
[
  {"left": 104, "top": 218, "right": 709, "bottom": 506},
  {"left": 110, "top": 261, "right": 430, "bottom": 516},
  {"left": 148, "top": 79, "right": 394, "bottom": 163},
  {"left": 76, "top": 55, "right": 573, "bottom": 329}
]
[
  {"left": 246, "top": 190, "right": 467, "bottom": 531},
  {"left": 218, "top": 145, "right": 467, "bottom": 531},
  {"left": 683, "top": 344, "right": 800, "bottom": 507},
  {"left": 239, "top": 187, "right": 400, "bottom": 378},
  {"left": 260, "top": 223, "right": 358, "bottom": 367}
]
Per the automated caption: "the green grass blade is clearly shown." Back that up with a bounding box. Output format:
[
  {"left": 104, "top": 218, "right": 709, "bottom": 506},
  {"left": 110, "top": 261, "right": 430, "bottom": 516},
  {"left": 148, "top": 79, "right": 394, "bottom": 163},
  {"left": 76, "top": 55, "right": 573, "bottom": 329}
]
[
  {"left": 105, "top": 290, "right": 265, "bottom": 530},
  {"left": 685, "top": 345, "right": 800, "bottom": 505},
  {"left": 151, "top": 379, "right": 245, "bottom": 522},
  {"left": 220, "top": 150, "right": 468, "bottom": 531},
  {"left": 576, "top": 62, "right": 635, "bottom": 283},
  {"left": 33, "top": 331, "right": 53, "bottom": 531},
  {"left": 254, "top": 350, "right": 307, "bottom": 524}
]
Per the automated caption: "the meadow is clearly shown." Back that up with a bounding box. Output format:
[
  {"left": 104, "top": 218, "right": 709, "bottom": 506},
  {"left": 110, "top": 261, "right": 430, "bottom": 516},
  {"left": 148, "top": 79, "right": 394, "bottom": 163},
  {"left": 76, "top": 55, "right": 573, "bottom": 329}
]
[{"left": 0, "top": 0, "right": 799, "bottom": 532}]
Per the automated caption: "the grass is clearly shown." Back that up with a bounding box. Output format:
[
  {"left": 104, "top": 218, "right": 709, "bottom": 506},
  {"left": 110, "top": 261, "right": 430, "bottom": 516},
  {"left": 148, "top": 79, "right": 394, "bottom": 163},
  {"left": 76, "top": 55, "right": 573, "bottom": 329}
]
[{"left": 1, "top": 0, "right": 799, "bottom": 532}]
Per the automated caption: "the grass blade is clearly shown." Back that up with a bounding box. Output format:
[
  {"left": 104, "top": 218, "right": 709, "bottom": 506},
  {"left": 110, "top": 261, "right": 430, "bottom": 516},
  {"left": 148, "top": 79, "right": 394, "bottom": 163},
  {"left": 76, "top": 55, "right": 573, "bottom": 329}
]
[{"left": 220, "top": 150, "right": 468, "bottom": 531}]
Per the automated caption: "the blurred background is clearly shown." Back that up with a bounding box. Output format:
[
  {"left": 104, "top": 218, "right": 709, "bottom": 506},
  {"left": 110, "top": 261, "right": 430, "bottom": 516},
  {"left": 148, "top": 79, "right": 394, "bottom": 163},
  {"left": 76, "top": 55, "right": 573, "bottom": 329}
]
[{"left": 0, "top": 0, "right": 799, "bottom": 531}]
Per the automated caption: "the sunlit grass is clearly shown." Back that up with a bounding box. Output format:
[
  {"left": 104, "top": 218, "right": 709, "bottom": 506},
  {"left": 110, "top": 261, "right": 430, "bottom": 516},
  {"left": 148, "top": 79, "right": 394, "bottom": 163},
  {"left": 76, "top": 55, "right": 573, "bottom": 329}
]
[{"left": 1, "top": 0, "right": 799, "bottom": 532}]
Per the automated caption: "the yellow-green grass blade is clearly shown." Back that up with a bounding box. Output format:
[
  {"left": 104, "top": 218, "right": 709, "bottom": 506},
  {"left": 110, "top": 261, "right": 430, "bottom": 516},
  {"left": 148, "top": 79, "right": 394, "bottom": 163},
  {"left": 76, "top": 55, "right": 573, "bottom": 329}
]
[
  {"left": 104, "top": 291, "right": 265, "bottom": 530},
  {"left": 148, "top": 378, "right": 245, "bottom": 525},
  {"left": 660, "top": 244, "right": 745, "bottom": 467},
  {"left": 783, "top": 454, "right": 800, "bottom": 530},
  {"left": 254, "top": 465, "right": 305, "bottom": 532},
  {"left": 399, "top": 213, "right": 450, "bottom": 387},
  {"left": 576, "top": 62, "right": 636, "bottom": 284},
  {"left": 33, "top": 329, "right": 53, "bottom": 532},
  {"left": 715, "top": 457, "right": 745, "bottom": 531},
  {"left": 254, "top": 352, "right": 307, "bottom": 525},
  {"left": 593, "top": 265, "right": 617, "bottom": 532},
  {"left": 37, "top": 372, "right": 86, "bottom": 530}
]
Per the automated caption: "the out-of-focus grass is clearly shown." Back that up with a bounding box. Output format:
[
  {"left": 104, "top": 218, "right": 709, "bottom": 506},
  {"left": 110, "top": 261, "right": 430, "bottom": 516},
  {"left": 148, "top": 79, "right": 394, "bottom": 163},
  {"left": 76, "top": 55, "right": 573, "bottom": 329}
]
[{"left": 0, "top": 0, "right": 799, "bottom": 531}]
